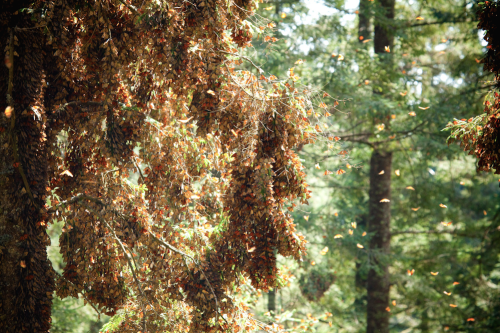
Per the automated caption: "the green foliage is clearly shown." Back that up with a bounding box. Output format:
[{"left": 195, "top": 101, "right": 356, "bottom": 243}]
[
  {"left": 238, "top": 0, "right": 500, "bottom": 332},
  {"left": 99, "top": 312, "right": 126, "bottom": 333}
]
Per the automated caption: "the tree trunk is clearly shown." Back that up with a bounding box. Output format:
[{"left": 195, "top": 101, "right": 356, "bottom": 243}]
[
  {"left": 419, "top": 308, "right": 430, "bottom": 332},
  {"left": 0, "top": 9, "right": 55, "bottom": 332},
  {"left": 268, "top": 288, "right": 276, "bottom": 314},
  {"left": 365, "top": 0, "right": 396, "bottom": 331},
  {"left": 358, "top": 0, "right": 371, "bottom": 41},
  {"left": 374, "top": 0, "right": 396, "bottom": 54},
  {"left": 366, "top": 150, "right": 392, "bottom": 333}
]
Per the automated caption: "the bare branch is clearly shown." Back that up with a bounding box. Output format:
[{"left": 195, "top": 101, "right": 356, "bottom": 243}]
[
  {"left": 133, "top": 159, "right": 145, "bottom": 183},
  {"left": 218, "top": 50, "right": 264, "bottom": 74},
  {"left": 392, "top": 121, "right": 428, "bottom": 136},
  {"left": 116, "top": 0, "right": 140, "bottom": 17},
  {"left": 342, "top": 138, "right": 375, "bottom": 148},
  {"left": 391, "top": 229, "right": 469, "bottom": 237}
]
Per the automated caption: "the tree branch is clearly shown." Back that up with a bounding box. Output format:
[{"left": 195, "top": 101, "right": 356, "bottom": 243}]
[
  {"left": 408, "top": 19, "right": 469, "bottom": 28},
  {"left": 149, "top": 232, "right": 226, "bottom": 326},
  {"left": 58, "top": 193, "right": 226, "bottom": 327},
  {"left": 116, "top": 0, "right": 140, "bottom": 17},
  {"left": 14, "top": 25, "right": 47, "bottom": 31},
  {"left": 218, "top": 50, "right": 264, "bottom": 74},
  {"left": 132, "top": 159, "right": 145, "bottom": 183},
  {"left": 55, "top": 101, "right": 104, "bottom": 114},
  {"left": 54, "top": 270, "right": 101, "bottom": 319},
  {"left": 79, "top": 202, "right": 149, "bottom": 333},
  {"left": 341, "top": 138, "right": 375, "bottom": 148},
  {"left": 46, "top": 193, "right": 87, "bottom": 214},
  {"left": 49, "top": 192, "right": 226, "bottom": 326},
  {"left": 391, "top": 229, "right": 469, "bottom": 237},
  {"left": 224, "top": 64, "right": 265, "bottom": 101},
  {"left": 6, "top": 30, "right": 14, "bottom": 106},
  {"left": 325, "top": 120, "right": 428, "bottom": 148},
  {"left": 392, "top": 121, "right": 428, "bottom": 135}
]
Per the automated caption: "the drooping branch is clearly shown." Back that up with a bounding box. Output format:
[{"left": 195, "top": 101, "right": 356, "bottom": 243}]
[
  {"left": 50, "top": 192, "right": 226, "bottom": 326},
  {"left": 48, "top": 192, "right": 149, "bottom": 330},
  {"left": 54, "top": 270, "right": 102, "bottom": 319},
  {"left": 2, "top": 1, "right": 317, "bottom": 332},
  {"left": 149, "top": 232, "right": 226, "bottom": 326},
  {"left": 79, "top": 202, "right": 149, "bottom": 333},
  {"left": 224, "top": 64, "right": 265, "bottom": 101}
]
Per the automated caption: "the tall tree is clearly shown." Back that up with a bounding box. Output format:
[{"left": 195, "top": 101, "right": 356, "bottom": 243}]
[
  {"left": 1, "top": 3, "right": 56, "bottom": 331},
  {"left": 366, "top": 0, "right": 396, "bottom": 332},
  {"left": 0, "top": 1, "right": 324, "bottom": 332}
]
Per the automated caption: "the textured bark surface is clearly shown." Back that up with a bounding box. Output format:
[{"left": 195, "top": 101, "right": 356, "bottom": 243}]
[
  {"left": 366, "top": 150, "right": 392, "bottom": 333},
  {"left": 0, "top": 7, "right": 56, "bottom": 332}
]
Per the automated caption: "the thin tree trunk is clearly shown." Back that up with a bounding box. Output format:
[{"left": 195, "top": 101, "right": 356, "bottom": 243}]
[
  {"left": 358, "top": 0, "right": 371, "bottom": 41},
  {"left": 374, "top": 0, "right": 396, "bottom": 54},
  {"left": 268, "top": 288, "right": 276, "bottom": 314},
  {"left": 366, "top": 150, "right": 392, "bottom": 333},
  {"left": 419, "top": 308, "right": 430, "bottom": 332}
]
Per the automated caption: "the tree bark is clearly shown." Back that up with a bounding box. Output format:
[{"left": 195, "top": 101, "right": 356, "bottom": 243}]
[
  {"left": 0, "top": 9, "right": 55, "bottom": 332},
  {"left": 366, "top": 150, "right": 392, "bottom": 333},
  {"left": 364, "top": 0, "right": 396, "bottom": 331}
]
